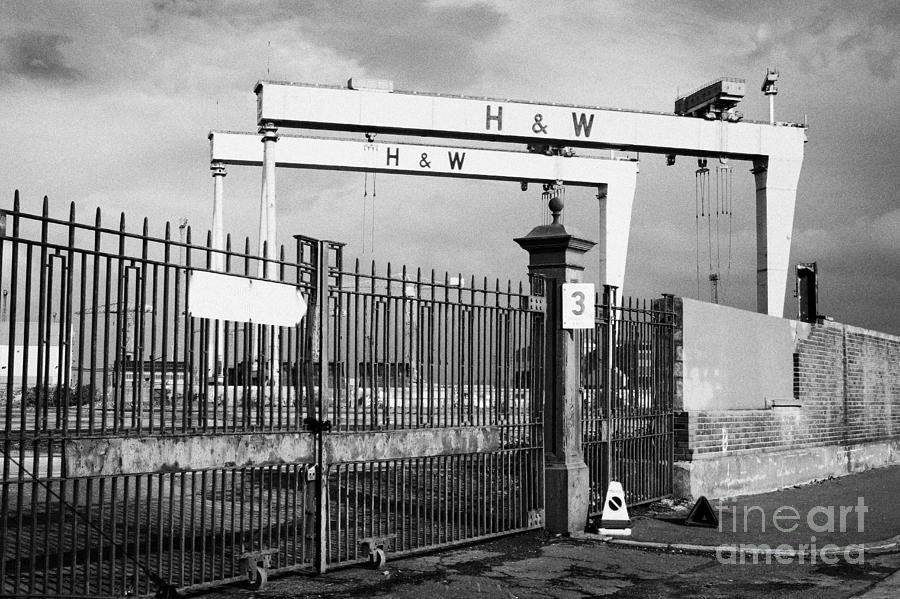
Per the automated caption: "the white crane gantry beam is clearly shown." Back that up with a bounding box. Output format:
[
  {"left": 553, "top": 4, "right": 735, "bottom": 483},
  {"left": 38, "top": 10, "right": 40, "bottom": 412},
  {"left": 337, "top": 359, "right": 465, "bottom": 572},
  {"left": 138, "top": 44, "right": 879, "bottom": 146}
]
[
  {"left": 210, "top": 130, "right": 636, "bottom": 186},
  {"left": 209, "top": 130, "right": 638, "bottom": 293},
  {"left": 255, "top": 81, "right": 806, "bottom": 160},
  {"left": 253, "top": 81, "right": 807, "bottom": 317}
]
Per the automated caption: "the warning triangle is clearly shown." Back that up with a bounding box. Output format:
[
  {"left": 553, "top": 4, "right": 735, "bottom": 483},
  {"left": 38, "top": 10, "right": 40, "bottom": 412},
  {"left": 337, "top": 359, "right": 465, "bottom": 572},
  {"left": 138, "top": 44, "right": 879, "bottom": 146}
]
[{"left": 684, "top": 496, "right": 719, "bottom": 528}]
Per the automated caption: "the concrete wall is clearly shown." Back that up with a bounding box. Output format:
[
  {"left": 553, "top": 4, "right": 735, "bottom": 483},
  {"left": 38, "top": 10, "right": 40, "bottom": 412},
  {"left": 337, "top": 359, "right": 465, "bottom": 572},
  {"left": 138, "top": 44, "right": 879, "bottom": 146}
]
[
  {"left": 680, "top": 299, "right": 797, "bottom": 411},
  {"left": 674, "top": 300, "right": 900, "bottom": 499}
]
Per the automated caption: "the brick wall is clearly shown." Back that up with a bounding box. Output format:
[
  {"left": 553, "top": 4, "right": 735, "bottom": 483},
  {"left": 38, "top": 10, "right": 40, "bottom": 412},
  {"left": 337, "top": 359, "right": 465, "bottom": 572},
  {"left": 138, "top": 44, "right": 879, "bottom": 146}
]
[{"left": 679, "top": 319, "right": 900, "bottom": 460}]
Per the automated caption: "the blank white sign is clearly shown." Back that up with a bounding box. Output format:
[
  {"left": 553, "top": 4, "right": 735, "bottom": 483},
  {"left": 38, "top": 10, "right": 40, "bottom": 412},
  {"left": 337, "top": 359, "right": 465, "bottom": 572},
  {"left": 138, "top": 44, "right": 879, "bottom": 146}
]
[
  {"left": 561, "top": 283, "right": 595, "bottom": 329},
  {"left": 188, "top": 270, "right": 308, "bottom": 327}
]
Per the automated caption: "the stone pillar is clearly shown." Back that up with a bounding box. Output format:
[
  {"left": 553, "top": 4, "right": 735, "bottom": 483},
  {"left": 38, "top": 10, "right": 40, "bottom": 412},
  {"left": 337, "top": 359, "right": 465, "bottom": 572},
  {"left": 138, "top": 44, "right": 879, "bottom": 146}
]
[{"left": 514, "top": 190, "right": 596, "bottom": 534}]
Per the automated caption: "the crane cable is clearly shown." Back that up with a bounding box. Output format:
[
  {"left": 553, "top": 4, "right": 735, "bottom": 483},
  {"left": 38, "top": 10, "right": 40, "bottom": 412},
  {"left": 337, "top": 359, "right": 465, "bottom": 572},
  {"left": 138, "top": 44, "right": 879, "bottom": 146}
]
[
  {"left": 361, "top": 171, "right": 378, "bottom": 254},
  {"left": 695, "top": 161, "right": 708, "bottom": 299},
  {"left": 363, "top": 172, "right": 368, "bottom": 253},
  {"left": 695, "top": 160, "right": 734, "bottom": 303}
]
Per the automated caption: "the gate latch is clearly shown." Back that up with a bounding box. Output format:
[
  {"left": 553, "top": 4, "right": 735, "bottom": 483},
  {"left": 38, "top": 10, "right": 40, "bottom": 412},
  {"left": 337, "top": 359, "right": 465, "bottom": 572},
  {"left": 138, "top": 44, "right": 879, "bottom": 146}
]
[{"left": 303, "top": 416, "right": 332, "bottom": 434}]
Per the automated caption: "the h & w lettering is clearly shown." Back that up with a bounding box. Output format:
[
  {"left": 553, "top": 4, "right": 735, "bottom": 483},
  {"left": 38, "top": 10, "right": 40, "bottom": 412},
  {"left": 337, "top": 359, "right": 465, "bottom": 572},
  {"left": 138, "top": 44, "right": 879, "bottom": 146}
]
[
  {"left": 572, "top": 112, "right": 595, "bottom": 138},
  {"left": 448, "top": 151, "right": 466, "bottom": 170},
  {"left": 386, "top": 147, "right": 400, "bottom": 166},
  {"left": 485, "top": 105, "right": 503, "bottom": 131}
]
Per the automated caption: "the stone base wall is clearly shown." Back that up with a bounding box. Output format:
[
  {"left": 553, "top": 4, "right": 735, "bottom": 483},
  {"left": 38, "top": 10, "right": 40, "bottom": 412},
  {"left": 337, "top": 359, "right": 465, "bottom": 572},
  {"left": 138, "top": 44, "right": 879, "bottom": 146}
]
[
  {"left": 675, "top": 300, "right": 900, "bottom": 499},
  {"left": 675, "top": 438, "right": 900, "bottom": 499}
]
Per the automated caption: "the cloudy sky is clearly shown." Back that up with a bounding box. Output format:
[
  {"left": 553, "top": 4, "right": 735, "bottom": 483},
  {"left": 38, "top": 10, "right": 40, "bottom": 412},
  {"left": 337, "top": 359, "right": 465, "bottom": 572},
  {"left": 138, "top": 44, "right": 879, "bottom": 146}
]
[{"left": 1, "top": 0, "right": 899, "bottom": 333}]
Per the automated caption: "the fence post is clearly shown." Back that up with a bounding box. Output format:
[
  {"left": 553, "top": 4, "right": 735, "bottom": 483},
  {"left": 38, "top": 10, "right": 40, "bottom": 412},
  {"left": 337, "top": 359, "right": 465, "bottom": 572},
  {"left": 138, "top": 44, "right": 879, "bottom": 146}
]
[
  {"left": 314, "top": 240, "right": 330, "bottom": 573},
  {"left": 514, "top": 194, "right": 595, "bottom": 534},
  {"left": 602, "top": 284, "right": 617, "bottom": 492}
]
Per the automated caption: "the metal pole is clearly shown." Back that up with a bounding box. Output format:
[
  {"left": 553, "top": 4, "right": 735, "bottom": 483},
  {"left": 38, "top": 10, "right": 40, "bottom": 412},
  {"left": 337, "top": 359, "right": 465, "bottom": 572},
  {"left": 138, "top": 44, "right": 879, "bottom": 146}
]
[
  {"left": 602, "top": 284, "right": 618, "bottom": 491},
  {"left": 315, "top": 240, "right": 330, "bottom": 573}
]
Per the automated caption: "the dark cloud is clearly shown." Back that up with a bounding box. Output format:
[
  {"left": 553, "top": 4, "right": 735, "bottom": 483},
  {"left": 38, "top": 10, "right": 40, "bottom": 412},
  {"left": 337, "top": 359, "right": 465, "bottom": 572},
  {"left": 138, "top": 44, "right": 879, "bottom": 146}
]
[
  {"left": 299, "top": 1, "right": 507, "bottom": 90},
  {"left": 0, "top": 30, "right": 81, "bottom": 82},
  {"left": 150, "top": 0, "right": 507, "bottom": 90}
]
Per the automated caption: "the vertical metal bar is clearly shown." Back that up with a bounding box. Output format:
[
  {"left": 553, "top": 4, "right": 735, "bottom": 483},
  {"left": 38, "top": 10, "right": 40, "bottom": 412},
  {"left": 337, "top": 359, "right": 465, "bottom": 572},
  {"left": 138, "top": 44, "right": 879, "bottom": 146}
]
[
  {"left": 59, "top": 204, "right": 75, "bottom": 436},
  {"left": 87, "top": 209, "right": 101, "bottom": 434},
  {"left": 149, "top": 261, "right": 159, "bottom": 433},
  {"left": 198, "top": 470, "right": 207, "bottom": 584},
  {"left": 155, "top": 472, "right": 163, "bottom": 590},
  {"left": 134, "top": 221, "right": 149, "bottom": 433},
  {"left": 602, "top": 286, "right": 613, "bottom": 492},
  {"left": 130, "top": 475, "right": 141, "bottom": 594},
  {"left": 167, "top": 472, "right": 175, "bottom": 589},
  {"left": 315, "top": 240, "right": 329, "bottom": 573},
  {"left": 95, "top": 477, "right": 107, "bottom": 594},
  {"left": 158, "top": 223, "right": 171, "bottom": 433},
  {"left": 214, "top": 469, "right": 223, "bottom": 578},
  {"left": 45, "top": 263, "right": 58, "bottom": 432},
  {"left": 184, "top": 229, "right": 194, "bottom": 432},
  {"left": 82, "top": 476, "right": 93, "bottom": 597},
  {"left": 26, "top": 199, "right": 43, "bottom": 435},
  {"left": 109, "top": 476, "right": 120, "bottom": 596},
  {"left": 229, "top": 470, "right": 236, "bottom": 578},
  {"left": 20, "top": 242, "right": 33, "bottom": 456},
  {"left": 73, "top": 249, "right": 86, "bottom": 433},
  {"left": 4, "top": 203, "right": 22, "bottom": 594},
  {"left": 289, "top": 465, "right": 298, "bottom": 566},
  {"left": 172, "top": 228, "right": 183, "bottom": 433},
  {"left": 100, "top": 250, "right": 112, "bottom": 433},
  {"left": 414, "top": 458, "right": 420, "bottom": 548},
  {"left": 178, "top": 471, "right": 186, "bottom": 588},
  {"left": 389, "top": 267, "right": 398, "bottom": 429}
]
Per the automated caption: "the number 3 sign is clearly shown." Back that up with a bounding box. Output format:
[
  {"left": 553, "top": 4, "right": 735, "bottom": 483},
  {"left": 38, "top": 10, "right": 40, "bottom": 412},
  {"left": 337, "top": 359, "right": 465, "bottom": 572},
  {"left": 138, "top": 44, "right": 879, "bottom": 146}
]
[{"left": 562, "top": 283, "right": 595, "bottom": 329}]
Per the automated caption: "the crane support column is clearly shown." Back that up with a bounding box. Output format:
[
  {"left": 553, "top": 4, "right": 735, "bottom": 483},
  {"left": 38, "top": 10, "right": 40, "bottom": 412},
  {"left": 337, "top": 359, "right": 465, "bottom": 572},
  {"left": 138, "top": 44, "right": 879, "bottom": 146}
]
[
  {"left": 209, "top": 160, "right": 227, "bottom": 380},
  {"left": 597, "top": 163, "right": 638, "bottom": 293},
  {"left": 754, "top": 156, "right": 803, "bottom": 316},
  {"left": 210, "top": 160, "right": 227, "bottom": 271},
  {"left": 258, "top": 122, "right": 279, "bottom": 279}
]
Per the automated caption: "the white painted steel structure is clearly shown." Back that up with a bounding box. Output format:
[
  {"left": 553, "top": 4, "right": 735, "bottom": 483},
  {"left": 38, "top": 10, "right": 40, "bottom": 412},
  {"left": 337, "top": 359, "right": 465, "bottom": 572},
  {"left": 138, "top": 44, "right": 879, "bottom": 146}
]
[
  {"left": 210, "top": 130, "right": 637, "bottom": 186},
  {"left": 209, "top": 130, "right": 638, "bottom": 292},
  {"left": 251, "top": 81, "right": 807, "bottom": 317}
]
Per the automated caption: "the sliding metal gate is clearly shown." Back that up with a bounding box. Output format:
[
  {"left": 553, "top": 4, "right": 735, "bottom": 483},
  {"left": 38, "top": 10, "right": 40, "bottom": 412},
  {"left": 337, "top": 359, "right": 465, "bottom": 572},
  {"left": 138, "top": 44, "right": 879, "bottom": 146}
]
[
  {"left": 580, "top": 288, "right": 675, "bottom": 514},
  {"left": 0, "top": 195, "right": 544, "bottom": 597},
  {"left": 319, "top": 254, "right": 546, "bottom": 567}
]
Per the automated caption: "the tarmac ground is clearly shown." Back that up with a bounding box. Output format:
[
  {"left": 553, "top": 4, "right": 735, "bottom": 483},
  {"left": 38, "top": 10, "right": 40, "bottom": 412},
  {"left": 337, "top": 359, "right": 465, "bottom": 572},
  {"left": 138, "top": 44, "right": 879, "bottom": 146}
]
[{"left": 199, "top": 465, "right": 900, "bottom": 599}]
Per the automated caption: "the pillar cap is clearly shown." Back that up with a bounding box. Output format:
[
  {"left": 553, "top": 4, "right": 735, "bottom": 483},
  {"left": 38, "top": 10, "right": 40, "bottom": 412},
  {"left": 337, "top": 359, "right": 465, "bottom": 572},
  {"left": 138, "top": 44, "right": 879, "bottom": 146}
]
[{"left": 514, "top": 222, "right": 596, "bottom": 254}]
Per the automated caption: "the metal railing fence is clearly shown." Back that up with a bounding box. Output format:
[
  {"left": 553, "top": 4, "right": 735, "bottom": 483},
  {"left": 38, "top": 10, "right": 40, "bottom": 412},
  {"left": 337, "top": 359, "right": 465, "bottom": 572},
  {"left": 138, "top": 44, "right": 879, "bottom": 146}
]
[
  {"left": 1, "top": 193, "right": 545, "bottom": 597},
  {"left": 580, "top": 288, "right": 676, "bottom": 513}
]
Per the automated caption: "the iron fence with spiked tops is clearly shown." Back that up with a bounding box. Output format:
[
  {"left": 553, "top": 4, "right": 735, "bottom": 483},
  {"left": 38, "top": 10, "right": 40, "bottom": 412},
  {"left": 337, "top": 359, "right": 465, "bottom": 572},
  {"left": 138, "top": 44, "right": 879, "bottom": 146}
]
[{"left": 0, "top": 193, "right": 547, "bottom": 597}]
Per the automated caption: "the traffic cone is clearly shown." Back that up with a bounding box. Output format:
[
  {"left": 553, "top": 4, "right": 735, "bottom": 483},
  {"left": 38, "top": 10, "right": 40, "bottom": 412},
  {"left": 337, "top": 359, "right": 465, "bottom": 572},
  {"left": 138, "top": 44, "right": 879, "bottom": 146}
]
[{"left": 598, "top": 481, "right": 632, "bottom": 536}]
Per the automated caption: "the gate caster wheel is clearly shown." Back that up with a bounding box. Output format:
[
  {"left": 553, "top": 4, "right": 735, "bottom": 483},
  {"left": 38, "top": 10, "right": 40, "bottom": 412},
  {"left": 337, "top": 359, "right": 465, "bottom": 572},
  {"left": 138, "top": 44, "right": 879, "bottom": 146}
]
[
  {"left": 371, "top": 547, "right": 387, "bottom": 569},
  {"left": 247, "top": 565, "right": 268, "bottom": 590}
]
